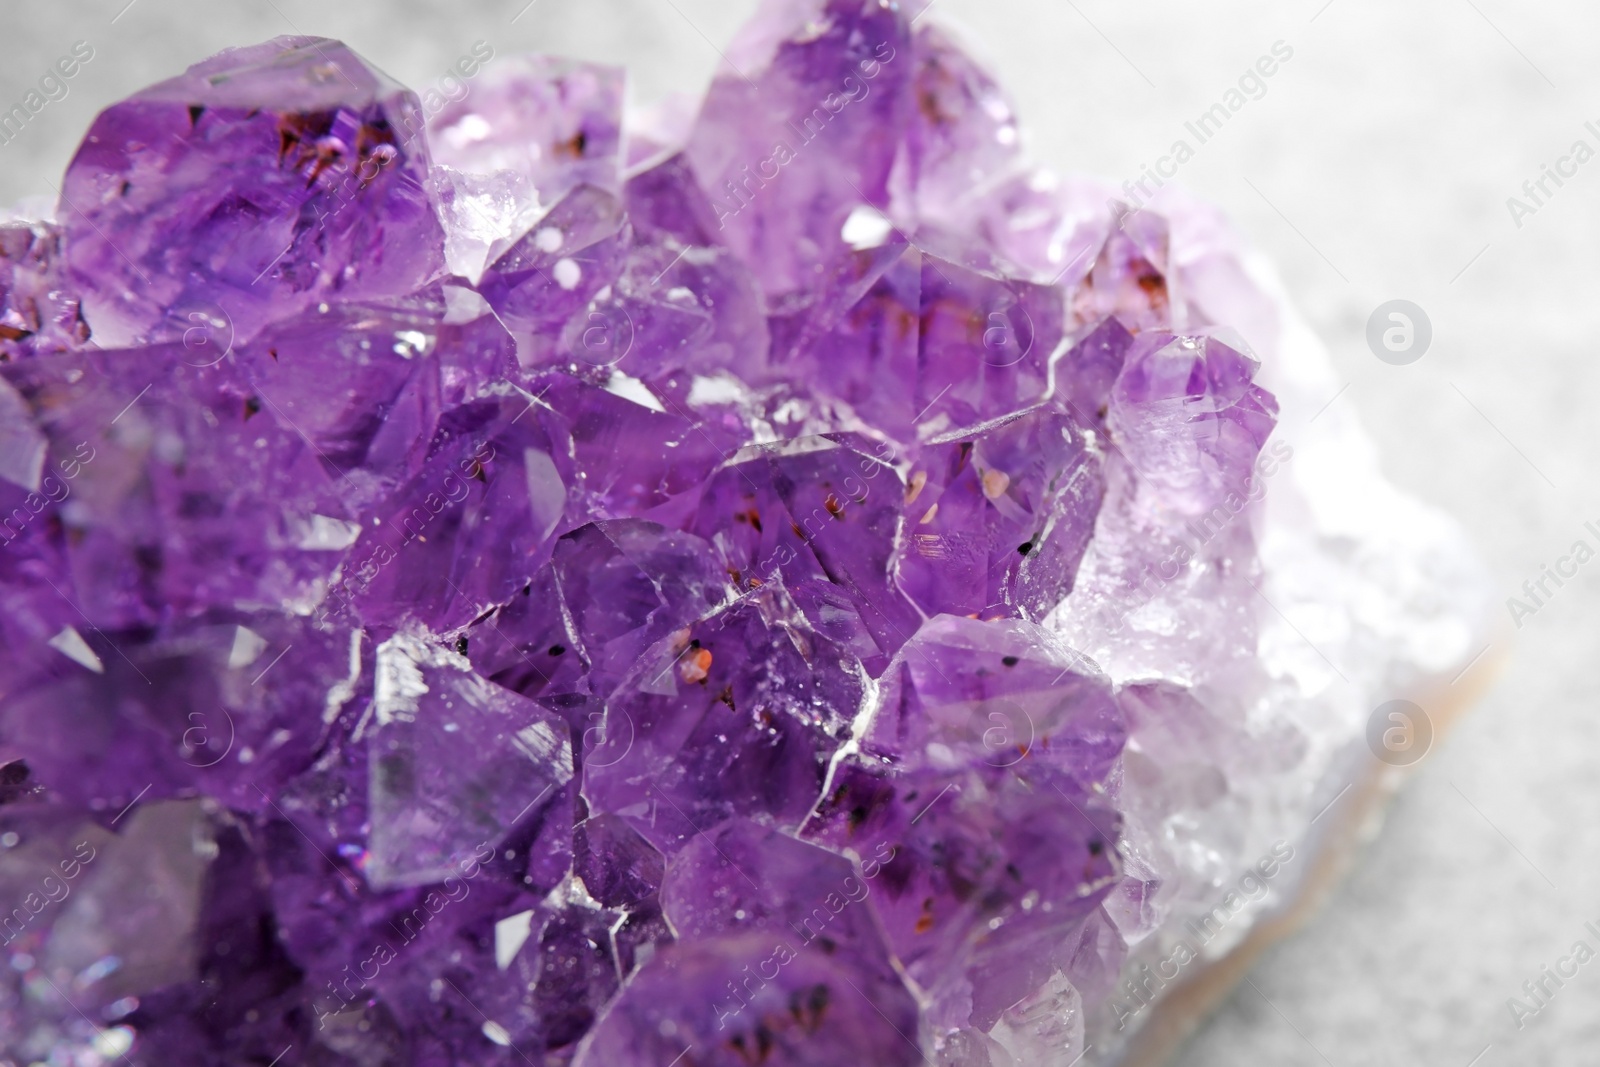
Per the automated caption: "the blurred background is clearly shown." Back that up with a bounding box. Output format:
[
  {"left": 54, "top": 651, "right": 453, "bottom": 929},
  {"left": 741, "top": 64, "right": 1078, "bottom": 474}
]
[{"left": 5, "top": 0, "right": 1596, "bottom": 1061}]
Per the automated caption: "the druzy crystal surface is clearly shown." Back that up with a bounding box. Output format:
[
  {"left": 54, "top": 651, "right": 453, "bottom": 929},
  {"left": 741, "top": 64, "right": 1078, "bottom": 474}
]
[{"left": 0, "top": 4, "right": 1490, "bottom": 1066}]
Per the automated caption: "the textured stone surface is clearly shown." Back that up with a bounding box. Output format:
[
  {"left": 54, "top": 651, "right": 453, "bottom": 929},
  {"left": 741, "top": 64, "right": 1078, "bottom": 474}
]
[{"left": 0, "top": 6, "right": 1493, "bottom": 1067}]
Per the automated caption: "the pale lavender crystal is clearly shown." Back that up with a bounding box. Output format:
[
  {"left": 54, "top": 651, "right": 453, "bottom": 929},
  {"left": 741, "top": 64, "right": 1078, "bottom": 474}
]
[
  {"left": 1108, "top": 330, "right": 1278, "bottom": 511},
  {"left": 429, "top": 56, "right": 623, "bottom": 200},
  {"left": 0, "top": 3, "right": 1488, "bottom": 1065},
  {"left": 686, "top": 0, "right": 914, "bottom": 300},
  {"left": 896, "top": 23, "right": 1024, "bottom": 233}
]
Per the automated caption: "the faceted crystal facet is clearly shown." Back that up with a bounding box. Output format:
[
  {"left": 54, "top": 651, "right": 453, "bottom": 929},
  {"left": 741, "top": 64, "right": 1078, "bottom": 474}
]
[
  {"left": 686, "top": 0, "right": 914, "bottom": 301},
  {"left": 582, "top": 584, "right": 862, "bottom": 853},
  {"left": 575, "top": 932, "right": 924, "bottom": 1067},
  {"left": 367, "top": 633, "right": 573, "bottom": 889},
  {"left": 428, "top": 55, "right": 624, "bottom": 203}
]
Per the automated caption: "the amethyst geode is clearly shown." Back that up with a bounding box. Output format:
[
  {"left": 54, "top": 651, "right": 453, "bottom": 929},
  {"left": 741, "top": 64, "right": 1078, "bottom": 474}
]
[{"left": 0, "top": 4, "right": 1492, "bottom": 1066}]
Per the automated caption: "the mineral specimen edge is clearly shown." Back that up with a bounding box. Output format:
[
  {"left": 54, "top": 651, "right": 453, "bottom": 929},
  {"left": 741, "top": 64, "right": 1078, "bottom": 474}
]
[{"left": 0, "top": 3, "right": 1492, "bottom": 1067}]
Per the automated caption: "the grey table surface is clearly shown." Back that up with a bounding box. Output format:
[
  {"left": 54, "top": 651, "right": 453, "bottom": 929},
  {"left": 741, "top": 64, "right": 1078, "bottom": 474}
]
[{"left": 5, "top": 1, "right": 1597, "bottom": 1063}]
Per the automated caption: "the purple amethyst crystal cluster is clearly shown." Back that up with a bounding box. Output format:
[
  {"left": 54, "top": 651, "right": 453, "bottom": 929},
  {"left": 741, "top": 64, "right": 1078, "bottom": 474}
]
[{"left": 0, "top": 4, "right": 1347, "bottom": 1065}]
